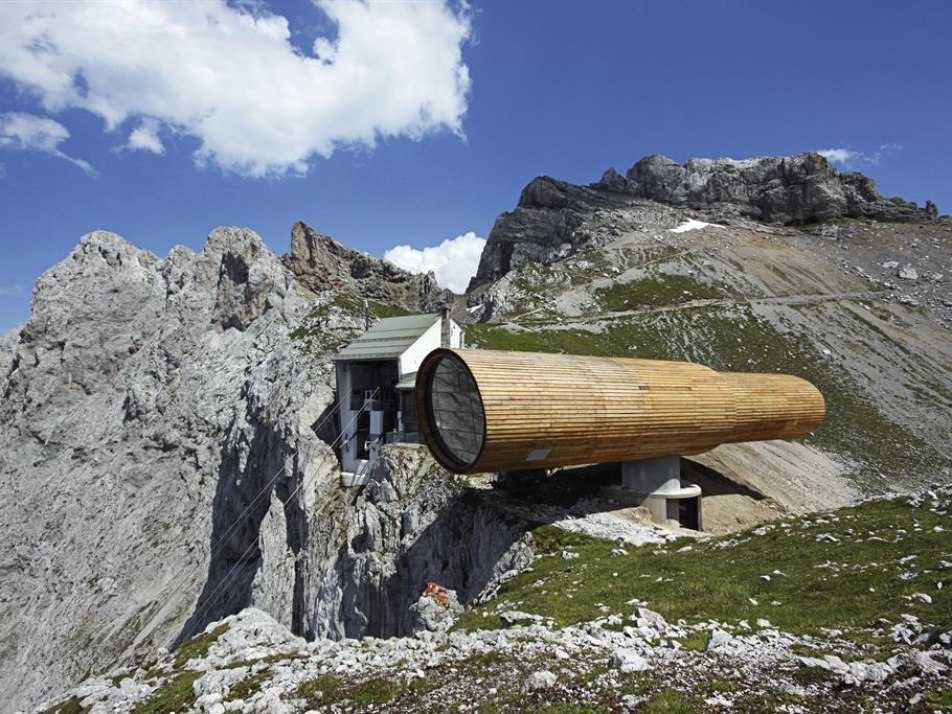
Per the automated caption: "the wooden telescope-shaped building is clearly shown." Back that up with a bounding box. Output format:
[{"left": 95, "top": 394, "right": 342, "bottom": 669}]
[{"left": 415, "top": 348, "right": 825, "bottom": 528}]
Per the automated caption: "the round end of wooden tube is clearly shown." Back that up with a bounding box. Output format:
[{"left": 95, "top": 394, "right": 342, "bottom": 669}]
[{"left": 416, "top": 349, "right": 487, "bottom": 473}]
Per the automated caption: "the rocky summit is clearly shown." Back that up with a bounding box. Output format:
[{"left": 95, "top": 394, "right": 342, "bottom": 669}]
[
  {"left": 2, "top": 154, "right": 950, "bottom": 713},
  {"left": 470, "top": 152, "right": 938, "bottom": 289},
  {"left": 283, "top": 221, "right": 453, "bottom": 310}
]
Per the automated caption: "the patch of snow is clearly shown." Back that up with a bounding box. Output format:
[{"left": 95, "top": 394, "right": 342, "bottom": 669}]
[{"left": 670, "top": 219, "right": 724, "bottom": 233}]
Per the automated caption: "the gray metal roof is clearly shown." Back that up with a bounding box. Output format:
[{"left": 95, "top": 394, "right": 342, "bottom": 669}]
[{"left": 334, "top": 314, "right": 440, "bottom": 361}]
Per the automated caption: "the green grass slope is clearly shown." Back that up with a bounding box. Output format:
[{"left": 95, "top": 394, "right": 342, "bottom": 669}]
[{"left": 458, "top": 491, "right": 951, "bottom": 648}]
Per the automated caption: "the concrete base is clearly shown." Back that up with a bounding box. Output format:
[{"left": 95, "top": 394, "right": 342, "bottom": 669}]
[{"left": 602, "top": 456, "right": 703, "bottom": 530}]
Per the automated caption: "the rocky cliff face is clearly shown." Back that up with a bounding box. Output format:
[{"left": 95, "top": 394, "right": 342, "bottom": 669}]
[
  {"left": 307, "top": 448, "right": 533, "bottom": 640},
  {"left": 470, "top": 152, "right": 941, "bottom": 289},
  {"left": 285, "top": 221, "right": 454, "bottom": 311},
  {"left": 0, "top": 226, "right": 506, "bottom": 712},
  {"left": 0, "top": 227, "right": 318, "bottom": 709}
]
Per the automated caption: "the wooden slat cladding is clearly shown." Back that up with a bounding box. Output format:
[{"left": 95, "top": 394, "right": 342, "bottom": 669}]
[{"left": 416, "top": 348, "right": 825, "bottom": 474}]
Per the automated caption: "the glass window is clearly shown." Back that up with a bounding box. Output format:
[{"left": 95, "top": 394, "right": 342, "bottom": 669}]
[{"left": 427, "top": 355, "right": 485, "bottom": 468}]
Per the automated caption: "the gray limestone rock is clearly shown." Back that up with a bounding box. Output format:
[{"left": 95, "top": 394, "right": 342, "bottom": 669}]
[
  {"left": 309, "top": 448, "right": 538, "bottom": 640},
  {"left": 468, "top": 152, "right": 935, "bottom": 291},
  {"left": 597, "top": 167, "right": 629, "bottom": 192},
  {"left": 0, "top": 225, "right": 511, "bottom": 712},
  {"left": 500, "top": 610, "right": 544, "bottom": 626},
  {"left": 0, "top": 227, "right": 328, "bottom": 710},
  {"left": 409, "top": 584, "right": 463, "bottom": 634},
  {"left": 524, "top": 669, "right": 558, "bottom": 691},
  {"left": 284, "top": 221, "right": 454, "bottom": 310},
  {"left": 610, "top": 649, "right": 650, "bottom": 673},
  {"left": 705, "top": 629, "right": 735, "bottom": 654},
  {"left": 625, "top": 153, "right": 927, "bottom": 225}
]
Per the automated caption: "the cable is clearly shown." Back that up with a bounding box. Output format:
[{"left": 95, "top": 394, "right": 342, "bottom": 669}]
[
  {"left": 205, "top": 394, "right": 343, "bottom": 559},
  {"left": 184, "top": 388, "right": 380, "bottom": 636}
]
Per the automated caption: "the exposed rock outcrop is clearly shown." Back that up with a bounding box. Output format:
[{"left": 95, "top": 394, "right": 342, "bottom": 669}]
[
  {"left": 285, "top": 221, "right": 454, "bottom": 311},
  {"left": 310, "top": 449, "right": 534, "bottom": 640},
  {"left": 0, "top": 225, "right": 491, "bottom": 711},
  {"left": 469, "top": 176, "right": 677, "bottom": 290},
  {"left": 0, "top": 227, "right": 328, "bottom": 710},
  {"left": 470, "top": 152, "right": 936, "bottom": 290},
  {"left": 0, "top": 224, "right": 539, "bottom": 711},
  {"left": 622, "top": 153, "right": 927, "bottom": 225}
]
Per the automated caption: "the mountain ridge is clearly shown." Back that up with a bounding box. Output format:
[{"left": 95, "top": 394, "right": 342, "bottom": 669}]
[{"left": 471, "top": 151, "right": 944, "bottom": 290}]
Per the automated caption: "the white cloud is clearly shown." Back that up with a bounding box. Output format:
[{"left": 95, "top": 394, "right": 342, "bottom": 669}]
[
  {"left": 0, "top": 113, "right": 67, "bottom": 154},
  {"left": 818, "top": 144, "right": 902, "bottom": 170},
  {"left": 0, "top": 111, "right": 96, "bottom": 174},
  {"left": 817, "top": 148, "right": 860, "bottom": 165},
  {"left": 0, "top": 284, "right": 25, "bottom": 296},
  {"left": 384, "top": 231, "right": 485, "bottom": 294},
  {"left": 0, "top": 0, "right": 472, "bottom": 177},
  {"left": 127, "top": 119, "right": 164, "bottom": 155}
]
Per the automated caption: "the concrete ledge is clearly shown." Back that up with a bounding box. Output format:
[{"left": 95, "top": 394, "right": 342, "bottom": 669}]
[
  {"left": 602, "top": 480, "right": 703, "bottom": 530},
  {"left": 603, "top": 481, "right": 701, "bottom": 505}
]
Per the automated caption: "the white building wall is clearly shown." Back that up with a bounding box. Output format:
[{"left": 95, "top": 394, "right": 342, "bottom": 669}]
[
  {"left": 398, "top": 319, "right": 442, "bottom": 378},
  {"left": 449, "top": 320, "right": 464, "bottom": 348}
]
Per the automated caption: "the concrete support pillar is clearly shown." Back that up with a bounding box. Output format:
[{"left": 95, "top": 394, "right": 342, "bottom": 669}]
[
  {"left": 621, "top": 456, "right": 682, "bottom": 494},
  {"left": 603, "top": 455, "right": 703, "bottom": 530}
]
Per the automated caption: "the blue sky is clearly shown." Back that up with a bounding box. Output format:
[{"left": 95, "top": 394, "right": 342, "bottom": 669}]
[{"left": 1, "top": 0, "right": 950, "bottom": 334}]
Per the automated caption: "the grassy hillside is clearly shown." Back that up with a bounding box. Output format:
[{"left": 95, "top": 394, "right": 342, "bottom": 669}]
[
  {"left": 457, "top": 492, "right": 951, "bottom": 644},
  {"left": 43, "top": 489, "right": 951, "bottom": 714}
]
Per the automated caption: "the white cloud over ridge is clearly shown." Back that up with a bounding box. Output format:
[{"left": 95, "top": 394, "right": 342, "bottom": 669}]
[
  {"left": 818, "top": 144, "right": 902, "bottom": 170},
  {"left": 817, "top": 148, "right": 859, "bottom": 164},
  {"left": 0, "top": 0, "right": 472, "bottom": 177},
  {"left": 0, "top": 112, "right": 95, "bottom": 174},
  {"left": 384, "top": 231, "right": 485, "bottom": 294}
]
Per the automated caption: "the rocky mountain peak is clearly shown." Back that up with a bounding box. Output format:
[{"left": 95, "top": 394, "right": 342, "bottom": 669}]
[
  {"left": 470, "top": 152, "right": 941, "bottom": 290},
  {"left": 517, "top": 176, "right": 573, "bottom": 210},
  {"left": 620, "top": 151, "right": 926, "bottom": 225},
  {"left": 284, "top": 221, "right": 454, "bottom": 312},
  {"left": 205, "top": 226, "right": 293, "bottom": 332},
  {"left": 34, "top": 229, "right": 158, "bottom": 298}
]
